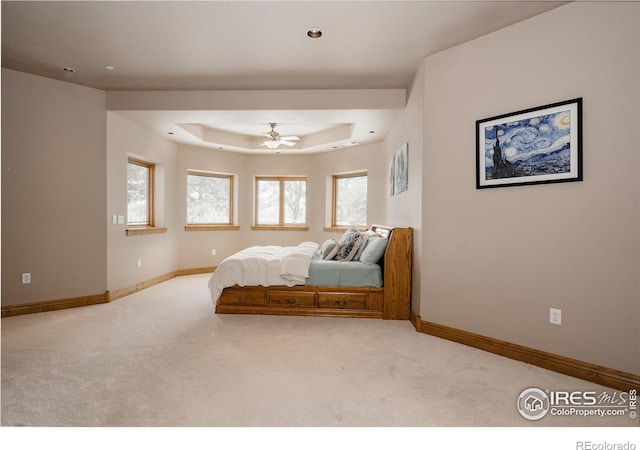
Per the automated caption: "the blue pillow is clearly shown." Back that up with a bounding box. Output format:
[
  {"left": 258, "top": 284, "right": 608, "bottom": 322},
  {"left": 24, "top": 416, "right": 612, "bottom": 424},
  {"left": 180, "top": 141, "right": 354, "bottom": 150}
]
[{"left": 359, "top": 236, "right": 388, "bottom": 264}]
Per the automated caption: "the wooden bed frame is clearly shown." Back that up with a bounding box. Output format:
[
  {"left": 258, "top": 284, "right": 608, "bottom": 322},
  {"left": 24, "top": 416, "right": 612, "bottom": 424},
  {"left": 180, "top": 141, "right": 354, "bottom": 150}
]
[{"left": 215, "top": 225, "right": 412, "bottom": 320}]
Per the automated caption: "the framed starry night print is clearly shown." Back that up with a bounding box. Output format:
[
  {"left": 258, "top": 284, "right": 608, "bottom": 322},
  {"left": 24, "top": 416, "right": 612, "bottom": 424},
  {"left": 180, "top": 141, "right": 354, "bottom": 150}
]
[{"left": 476, "top": 98, "right": 582, "bottom": 189}]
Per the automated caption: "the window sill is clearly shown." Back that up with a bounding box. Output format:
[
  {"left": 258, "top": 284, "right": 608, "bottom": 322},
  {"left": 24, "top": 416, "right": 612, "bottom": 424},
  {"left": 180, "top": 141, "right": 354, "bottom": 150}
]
[
  {"left": 185, "top": 225, "right": 240, "bottom": 231},
  {"left": 126, "top": 227, "right": 168, "bottom": 236},
  {"left": 323, "top": 226, "right": 368, "bottom": 233},
  {"left": 251, "top": 225, "right": 309, "bottom": 231}
]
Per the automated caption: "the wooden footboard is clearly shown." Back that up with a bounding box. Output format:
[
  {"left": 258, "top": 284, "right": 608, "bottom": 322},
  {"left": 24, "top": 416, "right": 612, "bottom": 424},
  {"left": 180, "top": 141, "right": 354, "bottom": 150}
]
[{"left": 215, "top": 225, "right": 412, "bottom": 320}]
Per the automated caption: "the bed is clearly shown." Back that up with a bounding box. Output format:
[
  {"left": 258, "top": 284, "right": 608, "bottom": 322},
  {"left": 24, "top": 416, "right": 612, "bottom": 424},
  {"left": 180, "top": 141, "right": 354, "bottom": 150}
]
[{"left": 209, "top": 225, "right": 412, "bottom": 320}]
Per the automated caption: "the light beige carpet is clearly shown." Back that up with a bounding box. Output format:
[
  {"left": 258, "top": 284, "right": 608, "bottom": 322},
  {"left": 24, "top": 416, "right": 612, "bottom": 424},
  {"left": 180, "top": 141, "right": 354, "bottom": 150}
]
[{"left": 1, "top": 274, "right": 637, "bottom": 430}]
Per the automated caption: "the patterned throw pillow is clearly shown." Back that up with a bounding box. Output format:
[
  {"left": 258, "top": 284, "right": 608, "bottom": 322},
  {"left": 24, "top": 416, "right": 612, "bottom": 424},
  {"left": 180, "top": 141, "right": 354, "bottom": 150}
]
[
  {"left": 336, "top": 228, "right": 362, "bottom": 261},
  {"left": 320, "top": 238, "right": 339, "bottom": 260},
  {"left": 354, "top": 229, "right": 377, "bottom": 261}
]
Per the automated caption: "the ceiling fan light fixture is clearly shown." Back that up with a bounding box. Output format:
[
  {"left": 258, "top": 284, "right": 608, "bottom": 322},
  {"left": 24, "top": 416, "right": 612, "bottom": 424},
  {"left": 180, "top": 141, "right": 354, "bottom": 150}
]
[
  {"left": 260, "top": 123, "right": 299, "bottom": 150},
  {"left": 307, "top": 28, "right": 323, "bottom": 39},
  {"left": 262, "top": 140, "right": 280, "bottom": 149}
]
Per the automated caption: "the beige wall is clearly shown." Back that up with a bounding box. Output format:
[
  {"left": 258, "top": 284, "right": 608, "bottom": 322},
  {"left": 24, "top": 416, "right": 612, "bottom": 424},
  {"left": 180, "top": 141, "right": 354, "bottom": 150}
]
[
  {"left": 106, "top": 87, "right": 393, "bottom": 280},
  {"left": 420, "top": 2, "right": 639, "bottom": 374},
  {"left": 1, "top": 69, "right": 107, "bottom": 306},
  {"left": 174, "top": 144, "right": 248, "bottom": 270},
  {"left": 310, "top": 142, "right": 384, "bottom": 239},
  {"left": 174, "top": 142, "right": 384, "bottom": 269},
  {"left": 103, "top": 110, "right": 385, "bottom": 288},
  {"left": 106, "top": 113, "right": 180, "bottom": 291},
  {"left": 383, "top": 62, "right": 425, "bottom": 316}
]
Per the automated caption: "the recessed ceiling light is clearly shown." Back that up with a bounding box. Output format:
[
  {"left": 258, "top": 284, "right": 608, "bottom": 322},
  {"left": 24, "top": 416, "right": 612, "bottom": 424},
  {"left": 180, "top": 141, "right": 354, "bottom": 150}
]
[
  {"left": 61, "top": 67, "right": 75, "bottom": 73},
  {"left": 307, "top": 28, "right": 323, "bottom": 39},
  {"left": 104, "top": 65, "right": 115, "bottom": 71}
]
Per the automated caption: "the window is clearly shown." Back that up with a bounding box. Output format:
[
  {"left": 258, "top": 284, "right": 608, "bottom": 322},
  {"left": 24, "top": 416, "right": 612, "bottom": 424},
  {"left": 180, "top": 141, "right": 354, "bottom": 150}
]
[
  {"left": 127, "top": 158, "right": 154, "bottom": 227},
  {"left": 126, "top": 157, "right": 166, "bottom": 236},
  {"left": 332, "top": 172, "right": 367, "bottom": 227},
  {"left": 254, "top": 176, "right": 307, "bottom": 229},
  {"left": 186, "top": 171, "right": 237, "bottom": 230}
]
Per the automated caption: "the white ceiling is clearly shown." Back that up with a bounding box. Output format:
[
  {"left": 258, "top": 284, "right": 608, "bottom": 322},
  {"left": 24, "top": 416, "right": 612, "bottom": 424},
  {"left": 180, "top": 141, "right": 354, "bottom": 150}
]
[{"left": 1, "top": 0, "right": 568, "bottom": 153}]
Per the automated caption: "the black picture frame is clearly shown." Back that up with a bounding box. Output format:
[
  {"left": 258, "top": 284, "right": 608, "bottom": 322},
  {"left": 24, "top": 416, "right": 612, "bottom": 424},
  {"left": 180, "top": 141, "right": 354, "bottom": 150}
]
[{"left": 476, "top": 98, "right": 582, "bottom": 189}]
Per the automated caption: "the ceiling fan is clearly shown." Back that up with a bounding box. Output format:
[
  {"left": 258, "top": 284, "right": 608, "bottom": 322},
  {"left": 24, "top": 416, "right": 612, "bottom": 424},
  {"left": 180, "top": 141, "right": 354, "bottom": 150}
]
[{"left": 260, "top": 123, "right": 300, "bottom": 149}]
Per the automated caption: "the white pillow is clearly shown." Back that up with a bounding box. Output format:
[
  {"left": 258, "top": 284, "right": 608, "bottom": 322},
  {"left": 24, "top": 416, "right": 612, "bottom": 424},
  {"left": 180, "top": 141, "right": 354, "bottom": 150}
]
[{"left": 359, "top": 236, "right": 388, "bottom": 264}]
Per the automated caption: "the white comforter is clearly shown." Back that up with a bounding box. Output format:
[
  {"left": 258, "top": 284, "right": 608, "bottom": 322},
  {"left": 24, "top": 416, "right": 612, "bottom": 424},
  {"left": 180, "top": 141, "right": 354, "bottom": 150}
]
[{"left": 208, "top": 242, "right": 319, "bottom": 302}]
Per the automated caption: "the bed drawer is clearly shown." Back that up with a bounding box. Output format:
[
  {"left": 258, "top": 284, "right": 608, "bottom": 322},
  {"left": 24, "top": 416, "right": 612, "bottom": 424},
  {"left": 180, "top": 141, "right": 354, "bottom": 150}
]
[
  {"left": 267, "top": 291, "right": 316, "bottom": 308},
  {"left": 218, "top": 288, "right": 265, "bottom": 306},
  {"left": 318, "top": 292, "right": 366, "bottom": 310}
]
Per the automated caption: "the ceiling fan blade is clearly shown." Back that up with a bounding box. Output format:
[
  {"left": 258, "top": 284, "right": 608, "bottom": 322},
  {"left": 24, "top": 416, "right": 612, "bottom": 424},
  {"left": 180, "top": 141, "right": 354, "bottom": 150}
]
[
  {"left": 279, "top": 140, "right": 296, "bottom": 147},
  {"left": 279, "top": 136, "right": 300, "bottom": 141}
]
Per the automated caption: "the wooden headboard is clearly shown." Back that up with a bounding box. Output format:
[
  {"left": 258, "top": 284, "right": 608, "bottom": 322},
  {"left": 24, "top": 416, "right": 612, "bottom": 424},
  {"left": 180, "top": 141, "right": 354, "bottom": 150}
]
[{"left": 371, "top": 225, "right": 413, "bottom": 320}]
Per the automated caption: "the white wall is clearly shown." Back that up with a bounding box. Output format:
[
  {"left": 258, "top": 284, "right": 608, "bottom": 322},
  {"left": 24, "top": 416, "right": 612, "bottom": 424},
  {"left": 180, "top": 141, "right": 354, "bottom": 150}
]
[
  {"left": 1, "top": 69, "right": 107, "bottom": 305},
  {"left": 419, "top": 2, "right": 639, "bottom": 374}
]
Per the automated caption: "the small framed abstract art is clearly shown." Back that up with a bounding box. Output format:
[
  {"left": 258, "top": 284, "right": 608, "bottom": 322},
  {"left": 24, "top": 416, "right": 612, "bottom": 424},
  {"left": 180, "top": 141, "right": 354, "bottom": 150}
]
[
  {"left": 476, "top": 98, "right": 582, "bottom": 189},
  {"left": 394, "top": 143, "right": 408, "bottom": 194}
]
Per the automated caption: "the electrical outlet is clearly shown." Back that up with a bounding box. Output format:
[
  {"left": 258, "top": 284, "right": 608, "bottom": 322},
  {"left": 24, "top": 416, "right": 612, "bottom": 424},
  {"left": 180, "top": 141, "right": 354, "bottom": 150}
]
[
  {"left": 22, "top": 273, "right": 31, "bottom": 284},
  {"left": 211, "top": 249, "right": 216, "bottom": 256},
  {"left": 112, "top": 215, "right": 118, "bottom": 225},
  {"left": 550, "top": 308, "right": 562, "bottom": 325},
  {"left": 137, "top": 259, "right": 142, "bottom": 269}
]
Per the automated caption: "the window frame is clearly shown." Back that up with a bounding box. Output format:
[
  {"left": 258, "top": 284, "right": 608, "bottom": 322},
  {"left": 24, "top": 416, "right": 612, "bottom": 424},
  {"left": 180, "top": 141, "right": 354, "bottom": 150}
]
[
  {"left": 252, "top": 176, "right": 309, "bottom": 231},
  {"left": 331, "top": 171, "right": 368, "bottom": 229},
  {"left": 126, "top": 157, "right": 166, "bottom": 236},
  {"left": 127, "top": 157, "right": 155, "bottom": 228},
  {"left": 185, "top": 170, "right": 238, "bottom": 231}
]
